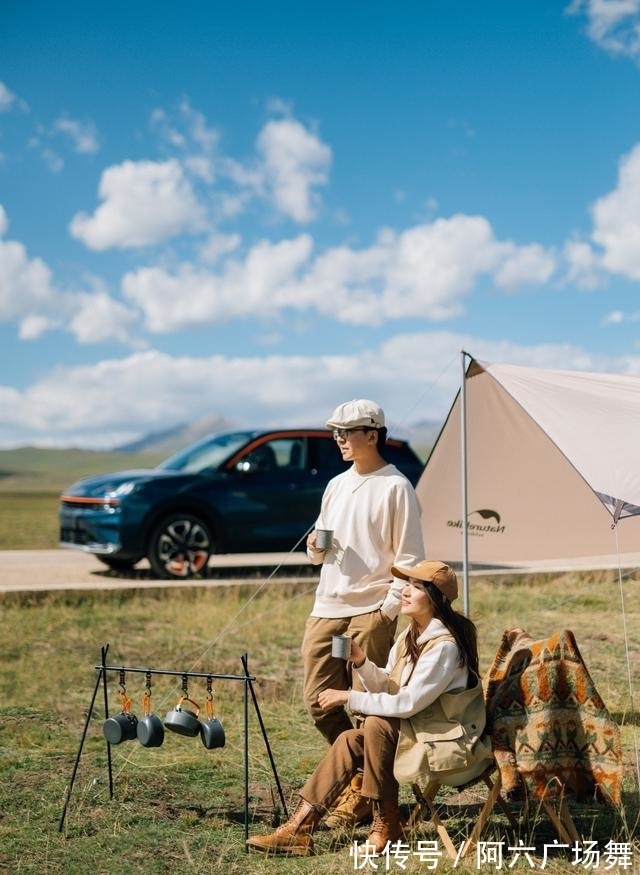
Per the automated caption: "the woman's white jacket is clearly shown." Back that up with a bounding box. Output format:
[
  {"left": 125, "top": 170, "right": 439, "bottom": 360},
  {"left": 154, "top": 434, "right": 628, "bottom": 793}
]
[{"left": 347, "top": 617, "right": 468, "bottom": 720}]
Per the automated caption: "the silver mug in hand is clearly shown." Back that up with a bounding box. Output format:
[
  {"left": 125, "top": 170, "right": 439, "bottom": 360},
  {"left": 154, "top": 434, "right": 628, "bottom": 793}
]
[
  {"left": 315, "top": 528, "right": 333, "bottom": 550},
  {"left": 331, "top": 634, "right": 352, "bottom": 660}
]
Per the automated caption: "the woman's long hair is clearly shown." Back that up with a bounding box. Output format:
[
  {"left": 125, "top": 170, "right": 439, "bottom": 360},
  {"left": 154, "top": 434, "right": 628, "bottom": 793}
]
[{"left": 404, "top": 583, "right": 479, "bottom": 678}]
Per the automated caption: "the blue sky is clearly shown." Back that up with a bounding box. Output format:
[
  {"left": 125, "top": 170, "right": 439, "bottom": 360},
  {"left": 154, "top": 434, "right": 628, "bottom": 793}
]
[{"left": 3, "top": 0, "right": 640, "bottom": 448}]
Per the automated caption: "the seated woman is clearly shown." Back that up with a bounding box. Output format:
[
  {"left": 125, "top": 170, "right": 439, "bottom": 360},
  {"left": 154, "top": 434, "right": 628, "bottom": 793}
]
[{"left": 247, "top": 559, "right": 491, "bottom": 857}]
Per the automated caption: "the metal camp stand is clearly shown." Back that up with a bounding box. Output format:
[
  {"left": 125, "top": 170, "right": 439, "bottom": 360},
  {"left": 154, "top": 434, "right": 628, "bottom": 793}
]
[{"left": 59, "top": 645, "right": 288, "bottom": 848}]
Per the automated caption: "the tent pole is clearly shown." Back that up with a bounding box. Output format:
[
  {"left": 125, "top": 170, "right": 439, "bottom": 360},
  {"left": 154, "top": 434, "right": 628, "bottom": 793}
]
[{"left": 461, "top": 350, "right": 470, "bottom": 615}]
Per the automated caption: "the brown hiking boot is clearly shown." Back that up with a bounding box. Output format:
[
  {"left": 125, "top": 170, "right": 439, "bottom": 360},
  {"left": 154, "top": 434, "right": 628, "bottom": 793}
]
[
  {"left": 246, "top": 798, "right": 320, "bottom": 856},
  {"left": 361, "top": 800, "right": 405, "bottom": 854},
  {"left": 323, "top": 773, "right": 372, "bottom": 829}
]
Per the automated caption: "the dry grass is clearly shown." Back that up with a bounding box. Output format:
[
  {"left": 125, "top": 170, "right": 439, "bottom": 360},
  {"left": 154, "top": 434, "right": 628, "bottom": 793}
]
[{"left": 0, "top": 570, "right": 639, "bottom": 874}]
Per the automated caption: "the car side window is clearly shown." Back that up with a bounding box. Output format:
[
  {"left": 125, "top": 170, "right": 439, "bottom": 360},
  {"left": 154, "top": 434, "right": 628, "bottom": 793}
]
[
  {"left": 240, "top": 438, "right": 307, "bottom": 472},
  {"left": 285, "top": 439, "right": 306, "bottom": 469},
  {"left": 310, "top": 435, "right": 347, "bottom": 473},
  {"left": 243, "top": 444, "right": 277, "bottom": 471}
]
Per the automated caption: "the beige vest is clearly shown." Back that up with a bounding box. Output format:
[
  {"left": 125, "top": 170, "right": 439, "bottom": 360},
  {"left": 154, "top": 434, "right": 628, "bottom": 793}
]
[{"left": 392, "top": 629, "right": 493, "bottom": 785}]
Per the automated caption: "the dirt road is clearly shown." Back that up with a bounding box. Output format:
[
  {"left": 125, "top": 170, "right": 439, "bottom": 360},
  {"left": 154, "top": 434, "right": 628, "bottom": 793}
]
[{"left": 0, "top": 549, "right": 312, "bottom": 593}]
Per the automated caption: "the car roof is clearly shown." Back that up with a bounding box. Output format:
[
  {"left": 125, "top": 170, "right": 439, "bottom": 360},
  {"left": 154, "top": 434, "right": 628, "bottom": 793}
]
[{"left": 213, "top": 426, "right": 409, "bottom": 440}]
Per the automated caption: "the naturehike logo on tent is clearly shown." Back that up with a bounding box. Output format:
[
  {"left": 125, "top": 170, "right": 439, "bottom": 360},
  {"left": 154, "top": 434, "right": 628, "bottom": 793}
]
[{"left": 447, "top": 508, "right": 506, "bottom": 537}]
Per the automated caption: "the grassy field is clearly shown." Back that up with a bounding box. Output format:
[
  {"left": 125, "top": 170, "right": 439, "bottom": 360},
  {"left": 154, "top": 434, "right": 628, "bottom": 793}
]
[
  {"left": 0, "top": 446, "right": 166, "bottom": 488},
  {"left": 1, "top": 571, "right": 639, "bottom": 875}
]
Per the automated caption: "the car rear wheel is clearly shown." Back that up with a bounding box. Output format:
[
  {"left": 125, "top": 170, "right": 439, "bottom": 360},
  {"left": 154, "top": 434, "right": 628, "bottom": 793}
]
[{"left": 148, "top": 512, "right": 212, "bottom": 579}]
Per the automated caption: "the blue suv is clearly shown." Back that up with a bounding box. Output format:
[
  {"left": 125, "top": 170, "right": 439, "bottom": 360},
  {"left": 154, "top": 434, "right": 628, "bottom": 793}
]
[{"left": 59, "top": 428, "right": 424, "bottom": 580}]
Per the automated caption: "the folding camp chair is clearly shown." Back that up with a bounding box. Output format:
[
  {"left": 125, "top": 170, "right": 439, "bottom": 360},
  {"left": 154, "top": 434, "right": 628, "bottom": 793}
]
[
  {"left": 406, "top": 758, "right": 519, "bottom": 860},
  {"left": 473, "top": 626, "right": 622, "bottom": 851},
  {"left": 531, "top": 777, "right": 581, "bottom": 845}
]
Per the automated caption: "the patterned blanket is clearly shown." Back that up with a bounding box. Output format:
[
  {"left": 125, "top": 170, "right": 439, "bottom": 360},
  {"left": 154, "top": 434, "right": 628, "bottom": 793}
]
[{"left": 484, "top": 628, "right": 623, "bottom": 805}]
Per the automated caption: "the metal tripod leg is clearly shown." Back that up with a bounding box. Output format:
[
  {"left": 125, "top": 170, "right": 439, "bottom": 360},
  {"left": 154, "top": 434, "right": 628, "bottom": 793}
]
[
  {"left": 59, "top": 644, "right": 110, "bottom": 832},
  {"left": 241, "top": 654, "right": 288, "bottom": 820}
]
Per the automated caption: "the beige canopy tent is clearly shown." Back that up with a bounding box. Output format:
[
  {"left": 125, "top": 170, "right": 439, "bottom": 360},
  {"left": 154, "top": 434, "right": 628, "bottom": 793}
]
[
  {"left": 417, "top": 353, "right": 640, "bottom": 602},
  {"left": 416, "top": 352, "right": 640, "bottom": 787}
]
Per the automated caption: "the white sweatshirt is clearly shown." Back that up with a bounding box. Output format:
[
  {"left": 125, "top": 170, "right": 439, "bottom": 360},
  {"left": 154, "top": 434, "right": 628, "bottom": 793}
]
[
  {"left": 307, "top": 463, "right": 424, "bottom": 620},
  {"left": 347, "top": 617, "right": 469, "bottom": 719}
]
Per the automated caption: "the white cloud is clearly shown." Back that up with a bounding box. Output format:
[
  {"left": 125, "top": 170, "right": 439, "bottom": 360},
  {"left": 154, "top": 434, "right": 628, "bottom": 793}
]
[
  {"left": 214, "top": 188, "right": 254, "bottom": 221},
  {"left": 1, "top": 187, "right": 557, "bottom": 353},
  {"left": 567, "top": 0, "right": 640, "bottom": 59},
  {"left": 603, "top": 309, "right": 624, "bottom": 325},
  {"left": 590, "top": 143, "right": 640, "bottom": 278},
  {"left": 299, "top": 216, "right": 554, "bottom": 325},
  {"left": 19, "top": 314, "right": 59, "bottom": 340},
  {"left": 184, "top": 154, "right": 215, "bottom": 183},
  {"left": 493, "top": 243, "right": 556, "bottom": 290},
  {"left": 0, "top": 230, "right": 100, "bottom": 341},
  {"left": 562, "top": 237, "right": 603, "bottom": 289},
  {"left": 122, "top": 235, "right": 314, "bottom": 331},
  {"left": 0, "top": 210, "right": 61, "bottom": 331},
  {"left": 119, "top": 215, "right": 555, "bottom": 332},
  {"left": 151, "top": 107, "right": 188, "bottom": 148},
  {"left": 25, "top": 114, "right": 98, "bottom": 172},
  {"left": 177, "top": 98, "right": 219, "bottom": 155},
  {"left": 222, "top": 156, "right": 264, "bottom": 190},
  {"left": 151, "top": 100, "right": 219, "bottom": 183},
  {"left": 0, "top": 210, "right": 141, "bottom": 345},
  {"left": 199, "top": 232, "right": 242, "bottom": 263},
  {"left": 0, "top": 81, "right": 16, "bottom": 111},
  {"left": 0, "top": 237, "right": 58, "bottom": 321},
  {"left": 0, "top": 81, "right": 28, "bottom": 113},
  {"left": 265, "top": 96, "right": 294, "bottom": 116},
  {"left": 54, "top": 115, "right": 100, "bottom": 154},
  {"left": 257, "top": 118, "right": 332, "bottom": 222},
  {"left": 146, "top": 103, "right": 332, "bottom": 224},
  {"left": 381, "top": 218, "right": 503, "bottom": 318},
  {"left": 42, "top": 148, "right": 64, "bottom": 174},
  {"left": 1, "top": 334, "right": 637, "bottom": 449},
  {"left": 558, "top": 140, "right": 640, "bottom": 287},
  {"left": 602, "top": 308, "right": 640, "bottom": 325},
  {"left": 67, "top": 290, "right": 140, "bottom": 345},
  {"left": 69, "top": 159, "right": 206, "bottom": 249}
]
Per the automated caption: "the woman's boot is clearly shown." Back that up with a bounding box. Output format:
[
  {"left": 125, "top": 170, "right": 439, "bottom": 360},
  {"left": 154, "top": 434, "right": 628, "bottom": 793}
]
[
  {"left": 246, "top": 798, "right": 320, "bottom": 855},
  {"left": 362, "top": 799, "right": 405, "bottom": 854},
  {"left": 323, "top": 772, "right": 372, "bottom": 828}
]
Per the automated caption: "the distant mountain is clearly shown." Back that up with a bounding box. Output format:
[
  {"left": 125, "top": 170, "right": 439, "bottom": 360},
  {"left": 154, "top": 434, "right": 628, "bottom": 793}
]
[{"left": 115, "top": 414, "right": 237, "bottom": 456}]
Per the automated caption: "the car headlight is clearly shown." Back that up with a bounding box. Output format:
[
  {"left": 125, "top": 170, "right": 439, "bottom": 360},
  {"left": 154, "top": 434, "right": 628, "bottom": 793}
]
[{"left": 106, "top": 482, "right": 137, "bottom": 500}]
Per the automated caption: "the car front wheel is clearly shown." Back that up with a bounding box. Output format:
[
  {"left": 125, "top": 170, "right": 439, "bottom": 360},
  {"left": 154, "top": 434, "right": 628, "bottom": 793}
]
[{"left": 148, "top": 512, "right": 212, "bottom": 579}]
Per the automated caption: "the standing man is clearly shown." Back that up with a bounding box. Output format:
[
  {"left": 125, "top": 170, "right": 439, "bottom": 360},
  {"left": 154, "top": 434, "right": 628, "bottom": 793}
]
[{"left": 303, "top": 398, "right": 424, "bottom": 827}]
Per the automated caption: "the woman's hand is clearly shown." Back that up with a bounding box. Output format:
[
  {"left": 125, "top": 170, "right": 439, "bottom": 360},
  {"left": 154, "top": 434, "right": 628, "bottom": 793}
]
[
  {"left": 349, "top": 640, "right": 366, "bottom": 668},
  {"left": 317, "top": 688, "right": 349, "bottom": 710}
]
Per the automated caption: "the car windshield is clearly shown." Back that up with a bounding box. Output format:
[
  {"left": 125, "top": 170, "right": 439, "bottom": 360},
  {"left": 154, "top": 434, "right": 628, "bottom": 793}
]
[{"left": 158, "top": 431, "right": 255, "bottom": 473}]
